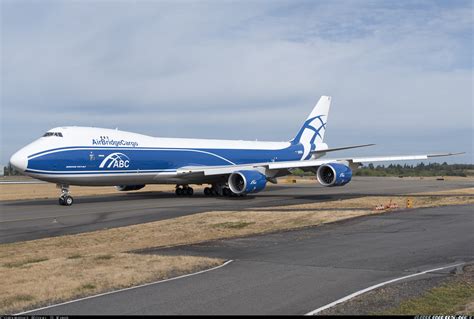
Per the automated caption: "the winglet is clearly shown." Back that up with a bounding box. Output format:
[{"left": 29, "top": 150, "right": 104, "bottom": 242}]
[{"left": 426, "top": 152, "right": 465, "bottom": 158}]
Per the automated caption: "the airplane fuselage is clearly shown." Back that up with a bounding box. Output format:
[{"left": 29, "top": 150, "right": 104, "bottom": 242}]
[{"left": 11, "top": 126, "right": 315, "bottom": 186}]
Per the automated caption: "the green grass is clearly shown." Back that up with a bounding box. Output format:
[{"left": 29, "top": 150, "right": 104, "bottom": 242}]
[
  {"left": 0, "top": 294, "right": 34, "bottom": 309},
  {"left": 94, "top": 254, "right": 113, "bottom": 261},
  {"left": 67, "top": 254, "right": 83, "bottom": 259},
  {"left": 2, "top": 257, "right": 49, "bottom": 268},
  {"left": 212, "top": 221, "right": 255, "bottom": 229},
  {"left": 80, "top": 283, "right": 96, "bottom": 290},
  {"left": 378, "top": 281, "right": 474, "bottom": 315}
]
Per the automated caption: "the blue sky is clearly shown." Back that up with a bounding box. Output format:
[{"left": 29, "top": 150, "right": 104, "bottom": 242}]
[{"left": 1, "top": 0, "right": 472, "bottom": 165}]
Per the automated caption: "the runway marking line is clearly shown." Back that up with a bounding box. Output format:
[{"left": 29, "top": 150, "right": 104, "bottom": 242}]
[
  {"left": 0, "top": 181, "right": 47, "bottom": 184},
  {"left": 305, "top": 262, "right": 465, "bottom": 315},
  {"left": 0, "top": 209, "right": 154, "bottom": 224},
  {"left": 14, "top": 259, "right": 234, "bottom": 315},
  {"left": 1, "top": 212, "right": 109, "bottom": 224}
]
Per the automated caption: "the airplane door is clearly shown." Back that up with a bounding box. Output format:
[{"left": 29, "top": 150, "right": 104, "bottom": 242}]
[{"left": 87, "top": 151, "right": 97, "bottom": 168}]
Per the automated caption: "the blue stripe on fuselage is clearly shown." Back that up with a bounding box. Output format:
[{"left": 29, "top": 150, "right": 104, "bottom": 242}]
[{"left": 26, "top": 145, "right": 304, "bottom": 174}]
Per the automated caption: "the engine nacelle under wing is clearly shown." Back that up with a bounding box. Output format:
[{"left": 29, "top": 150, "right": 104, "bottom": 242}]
[
  {"left": 316, "top": 163, "right": 352, "bottom": 187},
  {"left": 228, "top": 170, "right": 267, "bottom": 195},
  {"left": 115, "top": 185, "right": 146, "bottom": 191}
]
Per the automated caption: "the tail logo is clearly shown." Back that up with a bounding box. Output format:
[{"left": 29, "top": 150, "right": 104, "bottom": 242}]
[
  {"left": 293, "top": 115, "right": 327, "bottom": 145},
  {"left": 294, "top": 114, "right": 327, "bottom": 160},
  {"left": 99, "top": 153, "right": 130, "bottom": 169}
]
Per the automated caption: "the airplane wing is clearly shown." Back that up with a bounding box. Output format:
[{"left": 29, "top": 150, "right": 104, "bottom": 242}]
[{"left": 176, "top": 152, "right": 464, "bottom": 177}]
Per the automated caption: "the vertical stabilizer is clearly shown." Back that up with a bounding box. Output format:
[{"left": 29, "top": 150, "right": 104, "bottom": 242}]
[{"left": 292, "top": 96, "right": 331, "bottom": 159}]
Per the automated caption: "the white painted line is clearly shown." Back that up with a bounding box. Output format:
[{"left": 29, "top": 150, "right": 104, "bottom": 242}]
[
  {"left": 1, "top": 209, "right": 128, "bottom": 224},
  {"left": 305, "top": 262, "right": 464, "bottom": 315},
  {"left": 0, "top": 181, "right": 47, "bottom": 184},
  {"left": 15, "top": 259, "right": 234, "bottom": 315}
]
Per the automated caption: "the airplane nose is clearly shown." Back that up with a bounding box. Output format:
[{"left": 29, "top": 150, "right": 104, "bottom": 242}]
[{"left": 10, "top": 150, "right": 28, "bottom": 172}]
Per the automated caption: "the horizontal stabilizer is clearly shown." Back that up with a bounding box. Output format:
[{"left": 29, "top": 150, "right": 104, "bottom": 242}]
[{"left": 311, "top": 143, "right": 375, "bottom": 154}]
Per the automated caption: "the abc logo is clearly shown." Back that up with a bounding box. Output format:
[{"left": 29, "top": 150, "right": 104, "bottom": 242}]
[{"left": 99, "top": 153, "right": 131, "bottom": 169}]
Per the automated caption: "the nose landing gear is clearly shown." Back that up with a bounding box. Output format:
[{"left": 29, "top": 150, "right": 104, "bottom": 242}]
[{"left": 58, "top": 184, "right": 73, "bottom": 206}]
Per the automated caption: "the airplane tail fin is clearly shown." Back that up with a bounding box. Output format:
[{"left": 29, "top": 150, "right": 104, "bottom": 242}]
[{"left": 292, "top": 96, "right": 331, "bottom": 159}]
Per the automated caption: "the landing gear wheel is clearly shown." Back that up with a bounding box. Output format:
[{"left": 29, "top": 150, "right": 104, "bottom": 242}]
[
  {"left": 204, "top": 187, "right": 211, "bottom": 196},
  {"left": 59, "top": 195, "right": 73, "bottom": 206},
  {"left": 57, "top": 184, "right": 73, "bottom": 206},
  {"left": 64, "top": 195, "right": 73, "bottom": 206},
  {"left": 176, "top": 185, "right": 193, "bottom": 196},
  {"left": 223, "top": 187, "right": 231, "bottom": 197}
]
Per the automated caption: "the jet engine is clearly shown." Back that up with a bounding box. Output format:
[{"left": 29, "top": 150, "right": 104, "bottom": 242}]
[
  {"left": 316, "top": 163, "right": 352, "bottom": 187},
  {"left": 115, "top": 185, "right": 146, "bottom": 191},
  {"left": 228, "top": 170, "right": 267, "bottom": 195}
]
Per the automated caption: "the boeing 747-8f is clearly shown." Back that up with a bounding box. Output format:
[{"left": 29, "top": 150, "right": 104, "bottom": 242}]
[{"left": 9, "top": 96, "right": 462, "bottom": 205}]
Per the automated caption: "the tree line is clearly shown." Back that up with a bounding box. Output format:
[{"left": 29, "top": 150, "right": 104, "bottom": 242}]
[
  {"left": 290, "top": 162, "right": 473, "bottom": 177},
  {"left": 355, "top": 162, "right": 473, "bottom": 177}
]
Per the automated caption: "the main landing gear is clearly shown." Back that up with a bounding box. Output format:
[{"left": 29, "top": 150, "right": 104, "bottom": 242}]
[
  {"left": 58, "top": 184, "right": 74, "bottom": 206},
  {"left": 175, "top": 185, "right": 194, "bottom": 196},
  {"left": 204, "top": 184, "right": 240, "bottom": 197},
  {"left": 175, "top": 184, "right": 243, "bottom": 197}
]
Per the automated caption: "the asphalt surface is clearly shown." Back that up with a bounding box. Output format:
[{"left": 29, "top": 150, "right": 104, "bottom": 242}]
[
  {"left": 1, "top": 177, "right": 472, "bottom": 243},
  {"left": 25, "top": 204, "right": 473, "bottom": 315}
]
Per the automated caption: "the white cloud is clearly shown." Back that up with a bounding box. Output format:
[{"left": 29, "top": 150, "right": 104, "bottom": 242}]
[{"left": 1, "top": 0, "right": 472, "bottom": 164}]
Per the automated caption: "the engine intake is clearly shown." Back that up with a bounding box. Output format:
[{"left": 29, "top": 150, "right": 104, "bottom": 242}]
[
  {"left": 317, "top": 163, "right": 352, "bottom": 187},
  {"left": 228, "top": 170, "right": 267, "bottom": 195},
  {"left": 115, "top": 185, "right": 146, "bottom": 191}
]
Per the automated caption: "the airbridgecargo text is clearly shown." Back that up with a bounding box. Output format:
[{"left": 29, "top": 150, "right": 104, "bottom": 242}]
[{"left": 92, "top": 136, "right": 139, "bottom": 147}]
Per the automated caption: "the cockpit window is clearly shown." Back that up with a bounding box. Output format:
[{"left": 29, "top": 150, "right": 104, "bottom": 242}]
[{"left": 43, "top": 132, "right": 63, "bottom": 137}]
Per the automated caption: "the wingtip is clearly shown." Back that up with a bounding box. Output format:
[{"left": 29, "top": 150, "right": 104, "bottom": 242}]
[{"left": 427, "top": 152, "right": 466, "bottom": 158}]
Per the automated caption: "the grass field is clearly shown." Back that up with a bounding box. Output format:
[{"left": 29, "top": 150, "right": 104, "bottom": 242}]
[{"left": 377, "top": 265, "right": 474, "bottom": 315}]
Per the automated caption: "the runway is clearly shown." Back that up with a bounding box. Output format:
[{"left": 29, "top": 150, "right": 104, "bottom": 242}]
[
  {"left": 0, "top": 177, "right": 471, "bottom": 243},
  {"left": 24, "top": 205, "right": 473, "bottom": 315}
]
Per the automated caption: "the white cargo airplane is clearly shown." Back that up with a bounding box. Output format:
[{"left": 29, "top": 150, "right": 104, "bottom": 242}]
[{"left": 9, "top": 96, "right": 461, "bottom": 205}]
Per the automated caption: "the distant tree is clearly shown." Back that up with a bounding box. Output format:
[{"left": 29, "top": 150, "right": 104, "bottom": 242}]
[
  {"left": 353, "top": 162, "right": 472, "bottom": 177},
  {"left": 3, "top": 163, "right": 20, "bottom": 176}
]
